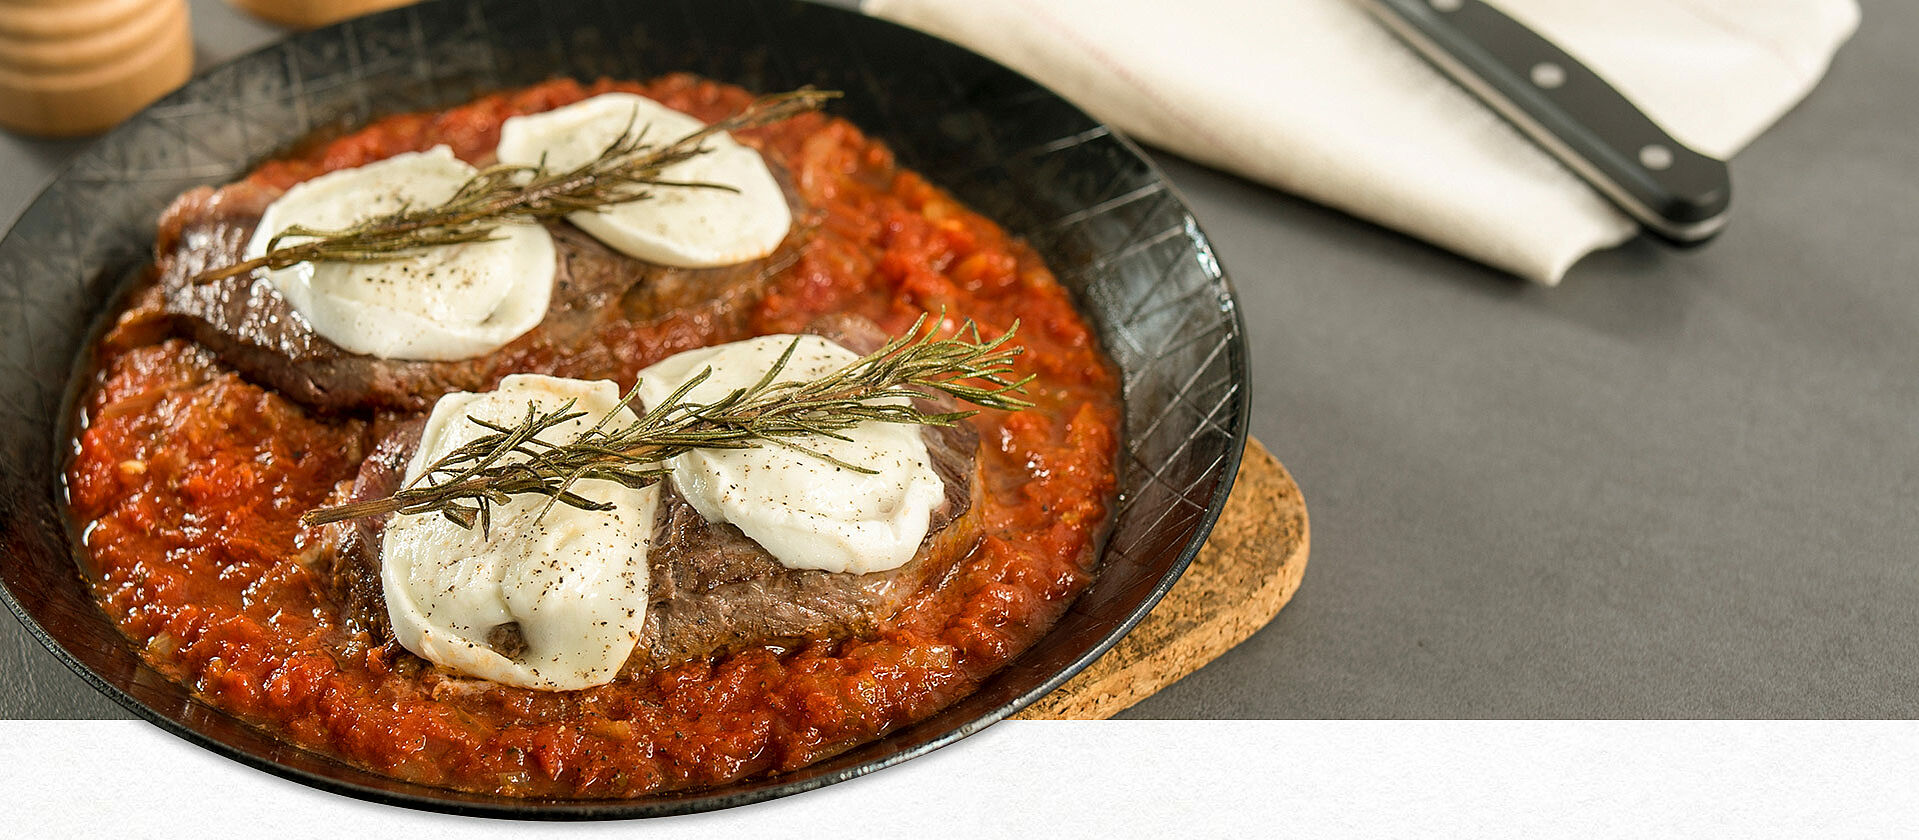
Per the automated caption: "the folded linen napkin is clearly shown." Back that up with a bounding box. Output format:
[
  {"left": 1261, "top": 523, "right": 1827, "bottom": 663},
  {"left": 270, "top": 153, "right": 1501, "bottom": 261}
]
[{"left": 863, "top": 0, "right": 1859, "bottom": 284}]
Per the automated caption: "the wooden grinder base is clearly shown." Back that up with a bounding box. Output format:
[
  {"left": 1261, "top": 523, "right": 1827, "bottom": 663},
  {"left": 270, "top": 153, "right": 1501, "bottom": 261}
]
[
  {"left": 223, "top": 0, "right": 417, "bottom": 28},
  {"left": 1016, "top": 438, "right": 1308, "bottom": 720}
]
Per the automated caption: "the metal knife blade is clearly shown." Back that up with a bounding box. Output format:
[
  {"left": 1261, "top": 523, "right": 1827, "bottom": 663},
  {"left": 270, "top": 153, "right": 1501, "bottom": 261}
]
[{"left": 1357, "top": 0, "right": 1732, "bottom": 244}]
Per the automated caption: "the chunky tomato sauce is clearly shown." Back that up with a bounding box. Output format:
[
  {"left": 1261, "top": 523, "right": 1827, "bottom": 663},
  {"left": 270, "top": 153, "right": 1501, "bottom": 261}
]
[{"left": 66, "top": 76, "right": 1119, "bottom": 797}]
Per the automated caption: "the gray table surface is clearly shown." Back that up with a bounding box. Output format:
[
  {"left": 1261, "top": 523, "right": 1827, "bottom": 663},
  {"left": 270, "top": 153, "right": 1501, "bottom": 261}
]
[{"left": 4, "top": 0, "right": 1915, "bottom": 720}]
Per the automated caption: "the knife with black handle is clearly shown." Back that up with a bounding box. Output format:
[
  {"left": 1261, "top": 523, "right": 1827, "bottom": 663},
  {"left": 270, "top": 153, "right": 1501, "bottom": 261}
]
[{"left": 1357, "top": 0, "right": 1732, "bottom": 244}]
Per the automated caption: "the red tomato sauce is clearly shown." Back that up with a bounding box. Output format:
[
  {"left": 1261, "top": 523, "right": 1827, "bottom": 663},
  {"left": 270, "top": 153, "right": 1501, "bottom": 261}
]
[{"left": 66, "top": 76, "right": 1120, "bottom": 797}]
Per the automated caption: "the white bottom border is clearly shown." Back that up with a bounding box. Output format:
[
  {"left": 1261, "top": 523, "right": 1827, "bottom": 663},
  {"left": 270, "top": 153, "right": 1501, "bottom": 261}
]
[{"left": 5, "top": 719, "right": 1916, "bottom": 837}]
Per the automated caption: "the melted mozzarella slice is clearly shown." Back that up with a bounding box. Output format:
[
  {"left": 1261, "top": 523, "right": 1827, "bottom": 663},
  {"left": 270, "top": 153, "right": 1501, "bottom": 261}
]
[
  {"left": 381, "top": 375, "right": 658, "bottom": 691},
  {"left": 247, "top": 146, "right": 556, "bottom": 361},
  {"left": 495, "top": 92, "right": 791, "bottom": 268},
  {"left": 636, "top": 335, "right": 946, "bottom": 575}
]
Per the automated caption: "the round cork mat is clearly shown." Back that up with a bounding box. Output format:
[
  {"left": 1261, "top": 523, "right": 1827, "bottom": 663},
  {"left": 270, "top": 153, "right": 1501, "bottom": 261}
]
[{"left": 1016, "top": 438, "right": 1308, "bottom": 720}]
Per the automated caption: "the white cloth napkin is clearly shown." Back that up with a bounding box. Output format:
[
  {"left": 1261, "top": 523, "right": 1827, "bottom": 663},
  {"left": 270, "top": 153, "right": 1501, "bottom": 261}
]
[{"left": 863, "top": 0, "right": 1859, "bottom": 284}]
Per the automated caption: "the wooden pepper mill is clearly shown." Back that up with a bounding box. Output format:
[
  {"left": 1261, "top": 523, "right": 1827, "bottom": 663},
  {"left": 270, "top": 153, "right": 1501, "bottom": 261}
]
[
  {"left": 225, "top": 0, "right": 418, "bottom": 29},
  {"left": 0, "top": 0, "right": 193, "bottom": 137}
]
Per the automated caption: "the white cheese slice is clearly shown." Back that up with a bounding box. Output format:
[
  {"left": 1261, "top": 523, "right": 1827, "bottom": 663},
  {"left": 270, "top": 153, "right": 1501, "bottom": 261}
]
[
  {"left": 495, "top": 92, "right": 791, "bottom": 268},
  {"left": 246, "top": 146, "right": 557, "bottom": 361},
  {"left": 635, "top": 335, "right": 946, "bottom": 575},
  {"left": 381, "top": 374, "right": 658, "bottom": 691}
]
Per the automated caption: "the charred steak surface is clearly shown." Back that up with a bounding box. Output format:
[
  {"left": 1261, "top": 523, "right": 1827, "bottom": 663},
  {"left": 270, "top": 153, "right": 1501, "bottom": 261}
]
[
  {"left": 305, "top": 317, "right": 984, "bottom": 677},
  {"left": 146, "top": 172, "right": 799, "bottom": 414}
]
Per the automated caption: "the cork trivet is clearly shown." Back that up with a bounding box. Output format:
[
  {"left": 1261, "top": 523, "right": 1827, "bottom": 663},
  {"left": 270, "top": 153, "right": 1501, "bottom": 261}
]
[{"left": 1016, "top": 437, "right": 1307, "bottom": 720}]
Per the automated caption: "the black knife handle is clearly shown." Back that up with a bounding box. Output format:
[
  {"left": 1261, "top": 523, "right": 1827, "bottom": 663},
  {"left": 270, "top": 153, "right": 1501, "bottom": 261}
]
[{"left": 1361, "top": 0, "right": 1731, "bottom": 244}]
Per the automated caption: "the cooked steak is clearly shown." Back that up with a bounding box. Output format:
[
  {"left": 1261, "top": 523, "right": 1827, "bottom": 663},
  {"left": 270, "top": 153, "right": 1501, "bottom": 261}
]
[
  {"left": 630, "top": 312, "right": 980, "bottom": 667},
  {"left": 304, "top": 317, "right": 983, "bottom": 677},
  {"left": 308, "top": 411, "right": 979, "bottom": 675},
  {"left": 148, "top": 174, "right": 798, "bottom": 414},
  {"left": 634, "top": 420, "right": 978, "bottom": 670},
  {"left": 313, "top": 416, "right": 425, "bottom": 640}
]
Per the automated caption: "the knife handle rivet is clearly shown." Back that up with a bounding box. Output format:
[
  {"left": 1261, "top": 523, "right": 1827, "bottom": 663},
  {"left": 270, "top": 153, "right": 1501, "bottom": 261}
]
[
  {"left": 1529, "top": 62, "right": 1566, "bottom": 89},
  {"left": 1639, "top": 144, "right": 1675, "bottom": 171},
  {"left": 1429, "top": 0, "right": 1463, "bottom": 12}
]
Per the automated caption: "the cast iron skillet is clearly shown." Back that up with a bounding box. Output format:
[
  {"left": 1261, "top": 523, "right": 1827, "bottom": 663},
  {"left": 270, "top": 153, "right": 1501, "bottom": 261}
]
[{"left": 0, "top": 0, "right": 1247, "bottom": 818}]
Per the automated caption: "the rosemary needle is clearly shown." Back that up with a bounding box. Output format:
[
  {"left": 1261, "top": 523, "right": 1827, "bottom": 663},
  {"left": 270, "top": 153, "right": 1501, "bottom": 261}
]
[
  {"left": 302, "top": 315, "right": 1032, "bottom": 531},
  {"left": 190, "top": 88, "right": 839, "bottom": 285}
]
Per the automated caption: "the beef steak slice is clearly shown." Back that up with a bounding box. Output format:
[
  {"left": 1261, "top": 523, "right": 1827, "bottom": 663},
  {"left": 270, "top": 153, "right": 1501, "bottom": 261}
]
[
  {"left": 302, "top": 316, "right": 983, "bottom": 677},
  {"left": 150, "top": 173, "right": 798, "bottom": 414}
]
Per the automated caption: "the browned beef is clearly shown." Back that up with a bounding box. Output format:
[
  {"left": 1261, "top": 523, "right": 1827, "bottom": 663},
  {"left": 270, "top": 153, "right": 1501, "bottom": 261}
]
[
  {"left": 303, "top": 317, "right": 983, "bottom": 677},
  {"left": 150, "top": 177, "right": 797, "bottom": 414},
  {"left": 311, "top": 417, "right": 425, "bottom": 640},
  {"left": 632, "top": 313, "right": 981, "bottom": 668},
  {"left": 308, "top": 418, "right": 978, "bottom": 675},
  {"left": 632, "top": 419, "right": 978, "bottom": 670}
]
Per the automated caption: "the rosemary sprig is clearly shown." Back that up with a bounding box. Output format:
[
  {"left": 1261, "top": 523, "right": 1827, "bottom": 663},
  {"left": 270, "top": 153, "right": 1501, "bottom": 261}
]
[
  {"left": 302, "top": 315, "right": 1033, "bottom": 530},
  {"left": 190, "top": 88, "right": 839, "bottom": 285}
]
